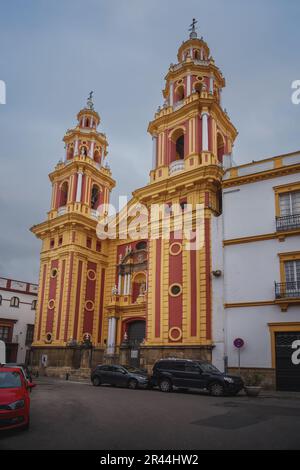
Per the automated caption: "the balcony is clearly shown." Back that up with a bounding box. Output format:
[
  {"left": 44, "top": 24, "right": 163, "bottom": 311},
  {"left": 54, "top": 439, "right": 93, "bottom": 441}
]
[
  {"left": 90, "top": 209, "right": 99, "bottom": 220},
  {"left": 169, "top": 160, "right": 185, "bottom": 176},
  {"left": 57, "top": 206, "right": 67, "bottom": 216},
  {"left": 275, "top": 281, "right": 300, "bottom": 299},
  {"left": 275, "top": 282, "right": 300, "bottom": 311},
  {"left": 173, "top": 100, "right": 184, "bottom": 111},
  {"left": 276, "top": 214, "right": 300, "bottom": 232}
]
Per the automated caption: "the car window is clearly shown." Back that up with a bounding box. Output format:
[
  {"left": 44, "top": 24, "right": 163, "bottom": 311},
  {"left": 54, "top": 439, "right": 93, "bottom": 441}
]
[
  {"left": 99, "top": 365, "right": 111, "bottom": 371},
  {"left": 0, "top": 371, "right": 22, "bottom": 389},
  {"left": 185, "top": 363, "right": 201, "bottom": 373},
  {"left": 198, "top": 363, "right": 221, "bottom": 374},
  {"left": 114, "top": 367, "right": 126, "bottom": 374}
]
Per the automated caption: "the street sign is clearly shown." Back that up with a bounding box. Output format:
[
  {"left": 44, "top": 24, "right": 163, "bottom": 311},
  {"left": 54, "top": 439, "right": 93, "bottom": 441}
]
[{"left": 233, "top": 338, "right": 245, "bottom": 349}]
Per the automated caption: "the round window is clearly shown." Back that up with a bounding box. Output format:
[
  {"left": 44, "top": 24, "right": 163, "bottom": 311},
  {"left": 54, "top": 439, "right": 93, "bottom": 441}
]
[
  {"left": 46, "top": 333, "right": 53, "bottom": 343},
  {"left": 169, "top": 284, "right": 182, "bottom": 297}
]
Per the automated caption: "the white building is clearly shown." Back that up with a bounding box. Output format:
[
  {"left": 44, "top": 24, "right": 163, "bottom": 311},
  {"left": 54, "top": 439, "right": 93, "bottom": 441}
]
[
  {"left": 212, "top": 151, "right": 300, "bottom": 390},
  {"left": 0, "top": 277, "right": 38, "bottom": 364}
]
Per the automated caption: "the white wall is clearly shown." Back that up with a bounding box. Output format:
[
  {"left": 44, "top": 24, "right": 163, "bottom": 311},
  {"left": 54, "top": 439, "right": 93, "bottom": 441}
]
[
  {"left": 0, "top": 290, "right": 36, "bottom": 363},
  {"left": 211, "top": 214, "right": 225, "bottom": 372},
  {"left": 224, "top": 237, "right": 300, "bottom": 303},
  {"left": 223, "top": 173, "right": 300, "bottom": 240},
  {"left": 222, "top": 169, "right": 300, "bottom": 371},
  {"left": 226, "top": 305, "right": 300, "bottom": 368}
]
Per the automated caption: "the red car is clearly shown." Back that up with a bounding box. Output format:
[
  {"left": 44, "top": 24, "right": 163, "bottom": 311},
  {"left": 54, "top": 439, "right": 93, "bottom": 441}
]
[{"left": 0, "top": 366, "right": 35, "bottom": 431}]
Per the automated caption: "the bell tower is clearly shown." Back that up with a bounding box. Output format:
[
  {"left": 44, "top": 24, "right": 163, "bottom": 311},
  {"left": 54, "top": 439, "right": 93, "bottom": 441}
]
[
  {"left": 148, "top": 19, "right": 237, "bottom": 182},
  {"left": 136, "top": 21, "right": 238, "bottom": 366},
  {"left": 31, "top": 94, "right": 115, "bottom": 362}
]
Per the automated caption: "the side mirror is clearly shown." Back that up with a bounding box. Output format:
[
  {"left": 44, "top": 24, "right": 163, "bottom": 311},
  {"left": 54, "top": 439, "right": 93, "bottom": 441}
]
[{"left": 27, "top": 382, "right": 36, "bottom": 389}]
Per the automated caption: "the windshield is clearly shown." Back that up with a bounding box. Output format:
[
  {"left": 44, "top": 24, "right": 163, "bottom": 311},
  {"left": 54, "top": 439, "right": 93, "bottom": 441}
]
[
  {"left": 122, "top": 366, "right": 145, "bottom": 374},
  {"left": 0, "top": 371, "right": 22, "bottom": 389},
  {"left": 199, "top": 363, "right": 221, "bottom": 374}
]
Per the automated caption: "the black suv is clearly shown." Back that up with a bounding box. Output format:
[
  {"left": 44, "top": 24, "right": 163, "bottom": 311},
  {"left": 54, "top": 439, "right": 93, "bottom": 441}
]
[{"left": 151, "top": 359, "right": 244, "bottom": 396}]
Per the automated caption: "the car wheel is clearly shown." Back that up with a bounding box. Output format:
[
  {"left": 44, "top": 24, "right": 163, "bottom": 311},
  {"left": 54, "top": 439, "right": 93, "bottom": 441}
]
[
  {"left": 209, "top": 382, "right": 224, "bottom": 397},
  {"left": 159, "top": 379, "right": 173, "bottom": 393},
  {"left": 128, "top": 379, "right": 138, "bottom": 390},
  {"left": 92, "top": 376, "right": 101, "bottom": 387}
]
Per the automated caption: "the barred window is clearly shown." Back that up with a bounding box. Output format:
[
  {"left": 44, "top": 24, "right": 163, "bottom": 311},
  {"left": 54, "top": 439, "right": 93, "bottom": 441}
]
[
  {"left": 0, "top": 326, "right": 10, "bottom": 342},
  {"left": 279, "top": 191, "right": 300, "bottom": 216},
  {"left": 285, "top": 260, "right": 300, "bottom": 284},
  {"left": 26, "top": 324, "right": 34, "bottom": 345}
]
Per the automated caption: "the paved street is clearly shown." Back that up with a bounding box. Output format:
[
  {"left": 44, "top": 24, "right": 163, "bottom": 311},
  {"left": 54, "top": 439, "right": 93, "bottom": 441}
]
[{"left": 1, "top": 377, "right": 300, "bottom": 450}]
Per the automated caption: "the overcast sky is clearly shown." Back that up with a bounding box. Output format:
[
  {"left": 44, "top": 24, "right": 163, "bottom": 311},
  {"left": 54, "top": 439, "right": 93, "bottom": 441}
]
[{"left": 0, "top": 0, "right": 299, "bottom": 283}]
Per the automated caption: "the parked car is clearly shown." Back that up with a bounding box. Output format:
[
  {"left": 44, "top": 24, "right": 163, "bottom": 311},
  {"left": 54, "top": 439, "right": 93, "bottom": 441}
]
[
  {"left": 0, "top": 366, "right": 35, "bottom": 430},
  {"left": 5, "top": 363, "right": 33, "bottom": 384},
  {"left": 151, "top": 359, "right": 244, "bottom": 396},
  {"left": 91, "top": 364, "right": 149, "bottom": 389}
]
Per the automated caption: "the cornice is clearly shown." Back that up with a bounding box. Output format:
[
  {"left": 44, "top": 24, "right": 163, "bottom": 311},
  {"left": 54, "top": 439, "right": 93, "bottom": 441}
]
[{"left": 223, "top": 163, "right": 300, "bottom": 188}]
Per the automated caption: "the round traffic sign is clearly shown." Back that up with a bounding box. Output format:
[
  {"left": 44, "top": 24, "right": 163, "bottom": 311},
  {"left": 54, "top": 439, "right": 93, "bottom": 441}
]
[{"left": 233, "top": 338, "right": 245, "bottom": 349}]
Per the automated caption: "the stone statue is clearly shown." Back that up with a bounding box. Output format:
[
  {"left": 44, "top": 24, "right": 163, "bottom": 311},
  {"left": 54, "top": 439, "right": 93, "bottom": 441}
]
[
  {"left": 112, "top": 285, "right": 118, "bottom": 296},
  {"left": 139, "top": 282, "right": 146, "bottom": 296}
]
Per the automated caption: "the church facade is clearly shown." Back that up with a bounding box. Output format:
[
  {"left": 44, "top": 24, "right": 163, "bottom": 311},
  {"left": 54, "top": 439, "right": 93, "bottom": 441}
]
[{"left": 30, "top": 28, "right": 300, "bottom": 390}]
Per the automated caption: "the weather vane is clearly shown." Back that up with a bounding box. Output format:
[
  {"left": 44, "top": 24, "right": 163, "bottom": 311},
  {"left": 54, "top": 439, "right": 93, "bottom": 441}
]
[
  {"left": 189, "top": 18, "right": 198, "bottom": 38},
  {"left": 87, "top": 91, "right": 94, "bottom": 110}
]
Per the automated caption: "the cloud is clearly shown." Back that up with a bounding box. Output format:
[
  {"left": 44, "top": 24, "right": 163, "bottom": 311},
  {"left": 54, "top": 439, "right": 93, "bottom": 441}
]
[{"left": 0, "top": 0, "right": 299, "bottom": 282}]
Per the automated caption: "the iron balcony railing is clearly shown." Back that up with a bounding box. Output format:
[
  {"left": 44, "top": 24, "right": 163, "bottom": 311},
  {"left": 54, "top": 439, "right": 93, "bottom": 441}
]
[
  {"left": 275, "top": 281, "right": 300, "bottom": 299},
  {"left": 276, "top": 214, "right": 300, "bottom": 232}
]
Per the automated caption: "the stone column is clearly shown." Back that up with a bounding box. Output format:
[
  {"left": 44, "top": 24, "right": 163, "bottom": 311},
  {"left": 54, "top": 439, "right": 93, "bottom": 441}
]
[
  {"left": 89, "top": 140, "right": 95, "bottom": 159},
  {"left": 201, "top": 112, "right": 209, "bottom": 152},
  {"left": 127, "top": 274, "right": 131, "bottom": 295},
  {"left": 74, "top": 139, "right": 79, "bottom": 156},
  {"left": 169, "top": 83, "right": 174, "bottom": 107},
  {"left": 76, "top": 171, "right": 83, "bottom": 202},
  {"left": 107, "top": 318, "right": 112, "bottom": 354},
  {"left": 107, "top": 317, "right": 117, "bottom": 355},
  {"left": 152, "top": 135, "right": 157, "bottom": 170},
  {"left": 187, "top": 74, "right": 191, "bottom": 96},
  {"left": 118, "top": 274, "right": 122, "bottom": 294},
  {"left": 210, "top": 75, "right": 214, "bottom": 94}
]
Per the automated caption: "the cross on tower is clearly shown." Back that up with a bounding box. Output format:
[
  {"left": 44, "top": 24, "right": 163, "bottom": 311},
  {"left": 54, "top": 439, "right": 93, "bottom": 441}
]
[{"left": 189, "top": 18, "right": 198, "bottom": 37}]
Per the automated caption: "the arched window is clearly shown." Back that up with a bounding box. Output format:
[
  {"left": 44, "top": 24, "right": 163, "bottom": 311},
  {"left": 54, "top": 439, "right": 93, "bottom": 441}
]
[
  {"left": 131, "top": 273, "right": 147, "bottom": 304},
  {"left": 31, "top": 300, "right": 37, "bottom": 310},
  {"left": 176, "top": 135, "right": 185, "bottom": 160},
  {"left": 91, "top": 185, "right": 101, "bottom": 210},
  {"left": 94, "top": 150, "right": 101, "bottom": 163},
  {"left": 169, "top": 128, "right": 186, "bottom": 163},
  {"left": 194, "top": 49, "right": 201, "bottom": 60},
  {"left": 59, "top": 181, "right": 68, "bottom": 207},
  {"left": 67, "top": 145, "right": 74, "bottom": 160},
  {"left": 194, "top": 82, "right": 202, "bottom": 95},
  {"left": 175, "top": 85, "right": 184, "bottom": 102},
  {"left": 217, "top": 133, "right": 225, "bottom": 164},
  {"left": 10, "top": 297, "right": 19, "bottom": 308},
  {"left": 86, "top": 118, "right": 90, "bottom": 128}
]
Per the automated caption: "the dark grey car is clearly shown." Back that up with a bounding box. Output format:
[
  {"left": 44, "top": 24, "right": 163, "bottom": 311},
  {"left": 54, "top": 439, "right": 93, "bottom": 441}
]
[{"left": 91, "top": 365, "right": 149, "bottom": 389}]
